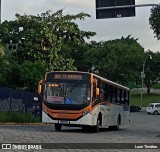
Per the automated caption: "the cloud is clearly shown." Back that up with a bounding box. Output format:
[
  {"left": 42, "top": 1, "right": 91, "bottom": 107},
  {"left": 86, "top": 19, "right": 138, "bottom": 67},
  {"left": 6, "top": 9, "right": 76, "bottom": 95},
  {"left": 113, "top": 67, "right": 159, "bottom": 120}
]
[
  {"left": 1, "top": 0, "right": 160, "bottom": 51},
  {"left": 48, "top": 0, "right": 94, "bottom": 9}
]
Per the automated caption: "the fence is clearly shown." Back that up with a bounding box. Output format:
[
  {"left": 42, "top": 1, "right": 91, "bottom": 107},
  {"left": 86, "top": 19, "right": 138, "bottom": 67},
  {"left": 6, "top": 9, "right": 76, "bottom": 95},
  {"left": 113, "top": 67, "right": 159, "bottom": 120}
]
[{"left": 0, "top": 87, "right": 42, "bottom": 117}]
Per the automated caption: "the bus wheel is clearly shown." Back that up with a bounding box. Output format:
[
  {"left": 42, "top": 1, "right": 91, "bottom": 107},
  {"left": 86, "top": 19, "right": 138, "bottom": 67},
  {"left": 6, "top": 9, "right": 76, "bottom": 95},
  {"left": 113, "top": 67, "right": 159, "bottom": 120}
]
[
  {"left": 109, "top": 118, "right": 120, "bottom": 131},
  {"left": 114, "top": 118, "right": 120, "bottom": 131},
  {"left": 55, "top": 124, "right": 62, "bottom": 131},
  {"left": 93, "top": 118, "right": 100, "bottom": 133}
]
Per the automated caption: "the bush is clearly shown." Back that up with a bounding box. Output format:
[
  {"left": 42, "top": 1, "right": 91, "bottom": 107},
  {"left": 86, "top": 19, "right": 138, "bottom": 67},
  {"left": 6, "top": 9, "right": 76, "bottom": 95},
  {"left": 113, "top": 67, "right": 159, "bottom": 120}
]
[
  {"left": 0, "top": 111, "right": 41, "bottom": 123},
  {"left": 152, "top": 83, "right": 160, "bottom": 89}
]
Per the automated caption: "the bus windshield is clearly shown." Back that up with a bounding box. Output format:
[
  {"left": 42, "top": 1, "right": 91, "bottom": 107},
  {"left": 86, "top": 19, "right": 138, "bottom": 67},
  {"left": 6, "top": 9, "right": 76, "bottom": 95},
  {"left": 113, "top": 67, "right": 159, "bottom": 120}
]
[{"left": 45, "top": 81, "right": 90, "bottom": 105}]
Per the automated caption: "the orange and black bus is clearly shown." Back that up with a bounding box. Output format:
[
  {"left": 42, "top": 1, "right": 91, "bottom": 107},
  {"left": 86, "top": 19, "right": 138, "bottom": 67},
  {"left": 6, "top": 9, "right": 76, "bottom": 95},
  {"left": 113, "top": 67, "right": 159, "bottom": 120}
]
[{"left": 38, "top": 71, "right": 130, "bottom": 132}]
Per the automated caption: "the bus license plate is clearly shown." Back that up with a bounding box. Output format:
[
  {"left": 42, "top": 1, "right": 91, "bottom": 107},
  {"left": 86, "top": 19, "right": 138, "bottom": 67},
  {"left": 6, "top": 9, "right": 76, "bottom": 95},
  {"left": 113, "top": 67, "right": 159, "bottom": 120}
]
[{"left": 59, "top": 120, "right": 69, "bottom": 124}]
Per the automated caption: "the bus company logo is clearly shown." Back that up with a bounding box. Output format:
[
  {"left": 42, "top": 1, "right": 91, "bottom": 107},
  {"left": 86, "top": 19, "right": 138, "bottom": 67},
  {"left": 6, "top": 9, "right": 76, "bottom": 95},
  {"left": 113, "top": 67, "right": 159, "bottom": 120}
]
[{"left": 2, "top": 144, "right": 11, "bottom": 149}]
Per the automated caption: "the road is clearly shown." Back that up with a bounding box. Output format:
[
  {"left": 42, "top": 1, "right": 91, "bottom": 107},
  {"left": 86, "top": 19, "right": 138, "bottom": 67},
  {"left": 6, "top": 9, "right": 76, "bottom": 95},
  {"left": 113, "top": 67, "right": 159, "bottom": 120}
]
[{"left": 0, "top": 109, "right": 159, "bottom": 152}]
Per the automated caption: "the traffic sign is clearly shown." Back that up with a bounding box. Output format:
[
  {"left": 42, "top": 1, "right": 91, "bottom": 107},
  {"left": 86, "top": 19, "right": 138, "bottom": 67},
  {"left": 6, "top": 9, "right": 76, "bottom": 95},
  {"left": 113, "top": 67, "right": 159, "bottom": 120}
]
[{"left": 96, "top": 0, "right": 135, "bottom": 19}]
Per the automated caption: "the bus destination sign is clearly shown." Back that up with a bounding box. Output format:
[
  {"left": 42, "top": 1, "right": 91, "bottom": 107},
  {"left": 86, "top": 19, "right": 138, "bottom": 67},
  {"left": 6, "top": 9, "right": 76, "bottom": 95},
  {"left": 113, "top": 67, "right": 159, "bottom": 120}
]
[{"left": 54, "top": 74, "right": 83, "bottom": 80}]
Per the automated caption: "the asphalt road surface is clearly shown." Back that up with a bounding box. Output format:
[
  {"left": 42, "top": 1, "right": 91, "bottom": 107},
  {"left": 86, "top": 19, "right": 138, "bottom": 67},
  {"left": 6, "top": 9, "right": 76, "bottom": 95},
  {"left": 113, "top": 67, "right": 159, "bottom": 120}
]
[{"left": 0, "top": 108, "right": 159, "bottom": 152}]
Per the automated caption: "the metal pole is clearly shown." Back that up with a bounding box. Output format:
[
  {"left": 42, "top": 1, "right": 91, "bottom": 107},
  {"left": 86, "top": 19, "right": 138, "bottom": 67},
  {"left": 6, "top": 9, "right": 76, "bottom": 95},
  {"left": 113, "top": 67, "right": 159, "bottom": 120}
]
[
  {"left": 141, "top": 64, "right": 145, "bottom": 103},
  {"left": 141, "top": 54, "right": 152, "bottom": 104}
]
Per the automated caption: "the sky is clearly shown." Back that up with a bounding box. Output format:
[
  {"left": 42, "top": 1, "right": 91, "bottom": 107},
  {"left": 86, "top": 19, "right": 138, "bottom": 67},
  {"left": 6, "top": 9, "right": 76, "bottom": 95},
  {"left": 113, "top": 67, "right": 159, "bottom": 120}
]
[{"left": 1, "top": 0, "right": 160, "bottom": 52}]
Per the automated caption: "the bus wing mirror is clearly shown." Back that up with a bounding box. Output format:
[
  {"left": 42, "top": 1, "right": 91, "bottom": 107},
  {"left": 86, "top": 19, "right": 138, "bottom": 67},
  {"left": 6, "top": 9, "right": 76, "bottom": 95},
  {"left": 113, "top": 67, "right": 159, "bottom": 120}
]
[
  {"left": 38, "top": 80, "right": 43, "bottom": 94},
  {"left": 96, "top": 88, "right": 99, "bottom": 96}
]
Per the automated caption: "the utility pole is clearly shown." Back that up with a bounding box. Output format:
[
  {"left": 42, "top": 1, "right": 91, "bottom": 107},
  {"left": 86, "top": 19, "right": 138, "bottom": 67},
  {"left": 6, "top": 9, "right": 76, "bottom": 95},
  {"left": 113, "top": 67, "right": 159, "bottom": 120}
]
[{"left": 141, "top": 54, "right": 152, "bottom": 105}]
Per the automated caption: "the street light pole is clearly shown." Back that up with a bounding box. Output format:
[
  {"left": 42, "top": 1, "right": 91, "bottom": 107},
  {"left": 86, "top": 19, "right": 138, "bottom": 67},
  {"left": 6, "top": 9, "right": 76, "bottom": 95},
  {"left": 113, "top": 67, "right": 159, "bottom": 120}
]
[
  {"left": 141, "top": 54, "right": 152, "bottom": 104},
  {"left": 141, "top": 64, "right": 145, "bottom": 102}
]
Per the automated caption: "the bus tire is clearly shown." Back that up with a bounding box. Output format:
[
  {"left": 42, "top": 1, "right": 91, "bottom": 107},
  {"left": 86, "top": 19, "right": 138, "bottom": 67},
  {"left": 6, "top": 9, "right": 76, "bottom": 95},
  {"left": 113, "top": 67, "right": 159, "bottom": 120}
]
[
  {"left": 55, "top": 124, "right": 62, "bottom": 131},
  {"left": 114, "top": 118, "right": 120, "bottom": 131},
  {"left": 93, "top": 117, "right": 100, "bottom": 133},
  {"left": 109, "top": 117, "right": 120, "bottom": 131}
]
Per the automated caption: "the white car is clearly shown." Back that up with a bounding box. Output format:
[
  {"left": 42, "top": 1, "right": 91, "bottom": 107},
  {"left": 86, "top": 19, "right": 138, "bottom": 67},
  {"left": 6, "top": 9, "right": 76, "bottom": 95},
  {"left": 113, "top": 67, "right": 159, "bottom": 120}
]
[{"left": 146, "top": 103, "right": 160, "bottom": 115}]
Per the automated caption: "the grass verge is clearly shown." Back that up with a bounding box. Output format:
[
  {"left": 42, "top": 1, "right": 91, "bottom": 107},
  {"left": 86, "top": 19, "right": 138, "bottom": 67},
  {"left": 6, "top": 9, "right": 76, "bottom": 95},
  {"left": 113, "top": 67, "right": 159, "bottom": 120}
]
[
  {"left": 130, "top": 93, "right": 160, "bottom": 107},
  {"left": 0, "top": 111, "right": 41, "bottom": 123}
]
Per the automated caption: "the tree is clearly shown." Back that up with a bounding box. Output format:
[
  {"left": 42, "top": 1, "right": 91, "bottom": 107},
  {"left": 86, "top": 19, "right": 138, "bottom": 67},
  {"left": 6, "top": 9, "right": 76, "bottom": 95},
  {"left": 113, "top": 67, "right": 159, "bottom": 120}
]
[
  {"left": 6, "top": 61, "right": 45, "bottom": 91},
  {"left": 61, "top": 41, "right": 90, "bottom": 71},
  {"left": 0, "top": 10, "right": 96, "bottom": 71},
  {"left": 149, "top": 5, "right": 160, "bottom": 40},
  {"left": 145, "top": 51, "right": 160, "bottom": 94},
  {"left": 0, "top": 56, "right": 9, "bottom": 86},
  {"left": 0, "top": 44, "right": 5, "bottom": 56},
  {"left": 84, "top": 36, "right": 144, "bottom": 86},
  {"left": 0, "top": 10, "right": 96, "bottom": 90}
]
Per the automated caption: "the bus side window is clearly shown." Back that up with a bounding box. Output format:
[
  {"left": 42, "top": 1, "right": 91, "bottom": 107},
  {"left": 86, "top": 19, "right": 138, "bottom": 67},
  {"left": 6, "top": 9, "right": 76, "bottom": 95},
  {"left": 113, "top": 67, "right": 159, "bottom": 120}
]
[
  {"left": 93, "top": 78, "right": 98, "bottom": 100},
  {"left": 115, "top": 87, "right": 117, "bottom": 103},
  {"left": 104, "top": 84, "right": 109, "bottom": 101},
  {"left": 124, "top": 91, "right": 129, "bottom": 105},
  {"left": 104, "top": 84, "right": 113, "bottom": 102},
  {"left": 117, "top": 89, "right": 120, "bottom": 104},
  {"left": 112, "top": 87, "right": 116, "bottom": 103},
  {"left": 121, "top": 90, "right": 125, "bottom": 104},
  {"left": 99, "top": 83, "right": 105, "bottom": 101},
  {"left": 109, "top": 85, "right": 113, "bottom": 103}
]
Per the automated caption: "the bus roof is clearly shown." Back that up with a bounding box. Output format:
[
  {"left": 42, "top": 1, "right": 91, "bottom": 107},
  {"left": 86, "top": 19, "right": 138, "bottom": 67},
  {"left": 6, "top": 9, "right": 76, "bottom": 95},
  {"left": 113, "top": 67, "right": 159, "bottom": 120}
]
[
  {"left": 46, "top": 71, "right": 89, "bottom": 75},
  {"left": 92, "top": 73, "right": 130, "bottom": 91},
  {"left": 46, "top": 71, "right": 130, "bottom": 91}
]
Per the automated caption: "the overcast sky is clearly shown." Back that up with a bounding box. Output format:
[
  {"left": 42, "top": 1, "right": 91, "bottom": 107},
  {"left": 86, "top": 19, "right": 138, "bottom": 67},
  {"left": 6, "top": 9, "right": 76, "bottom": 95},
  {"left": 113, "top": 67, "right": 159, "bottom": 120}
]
[{"left": 1, "top": 0, "right": 160, "bottom": 52}]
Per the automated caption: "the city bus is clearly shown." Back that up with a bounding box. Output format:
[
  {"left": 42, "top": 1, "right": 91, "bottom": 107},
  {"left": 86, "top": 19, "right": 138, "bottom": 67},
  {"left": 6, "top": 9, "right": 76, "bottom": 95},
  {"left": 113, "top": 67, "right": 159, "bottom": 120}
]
[{"left": 38, "top": 71, "right": 130, "bottom": 132}]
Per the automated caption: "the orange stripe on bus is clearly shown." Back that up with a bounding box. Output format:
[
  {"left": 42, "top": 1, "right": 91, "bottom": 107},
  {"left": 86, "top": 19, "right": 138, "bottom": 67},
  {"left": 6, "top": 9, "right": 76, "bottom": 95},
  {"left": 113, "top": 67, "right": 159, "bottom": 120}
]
[{"left": 42, "top": 102, "right": 91, "bottom": 120}]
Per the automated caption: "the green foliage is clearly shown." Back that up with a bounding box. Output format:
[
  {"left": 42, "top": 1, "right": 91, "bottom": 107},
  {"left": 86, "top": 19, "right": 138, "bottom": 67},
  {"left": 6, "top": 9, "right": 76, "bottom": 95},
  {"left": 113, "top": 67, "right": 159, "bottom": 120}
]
[
  {"left": 84, "top": 36, "right": 144, "bottom": 86},
  {"left": 0, "top": 9, "right": 160, "bottom": 93},
  {"left": 0, "top": 44, "right": 5, "bottom": 56},
  {"left": 0, "top": 9, "right": 96, "bottom": 90},
  {"left": 149, "top": 5, "right": 160, "bottom": 40},
  {"left": 61, "top": 41, "right": 90, "bottom": 71},
  {"left": 0, "top": 9, "right": 96, "bottom": 71},
  {"left": 7, "top": 61, "right": 45, "bottom": 90},
  {"left": 0, "top": 111, "right": 41, "bottom": 123},
  {"left": 127, "top": 82, "right": 140, "bottom": 89},
  {"left": 144, "top": 51, "right": 160, "bottom": 93},
  {"left": 0, "top": 56, "right": 10, "bottom": 86},
  {"left": 152, "top": 83, "right": 160, "bottom": 89},
  {"left": 39, "top": 10, "right": 95, "bottom": 71}
]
